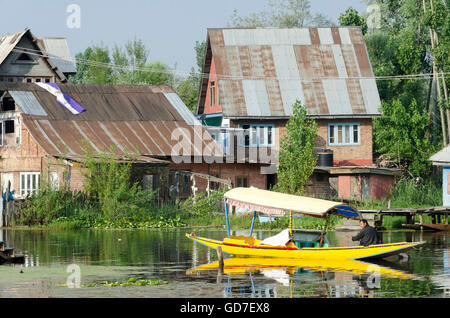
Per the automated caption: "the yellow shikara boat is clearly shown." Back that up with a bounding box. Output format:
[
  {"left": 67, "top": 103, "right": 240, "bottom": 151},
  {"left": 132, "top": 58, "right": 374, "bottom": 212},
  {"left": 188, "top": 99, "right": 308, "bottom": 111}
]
[{"left": 186, "top": 187, "right": 425, "bottom": 260}]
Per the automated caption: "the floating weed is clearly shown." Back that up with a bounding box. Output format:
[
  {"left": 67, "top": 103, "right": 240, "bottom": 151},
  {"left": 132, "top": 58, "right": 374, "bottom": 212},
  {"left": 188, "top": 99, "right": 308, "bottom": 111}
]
[{"left": 84, "top": 277, "right": 169, "bottom": 288}]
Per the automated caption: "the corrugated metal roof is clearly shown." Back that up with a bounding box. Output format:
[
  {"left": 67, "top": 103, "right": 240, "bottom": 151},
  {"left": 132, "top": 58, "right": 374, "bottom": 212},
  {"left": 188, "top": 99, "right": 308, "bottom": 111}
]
[
  {"left": 8, "top": 91, "right": 47, "bottom": 116},
  {"left": 1, "top": 83, "right": 221, "bottom": 161},
  {"left": 38, "top": 38, "right": 77, "bottom": 74},
  {"left": 198, "top": 27, "right": 382, "bottom": 118},
  {"left": 0, "top": 30, "right": 27, "bottom": 66}
]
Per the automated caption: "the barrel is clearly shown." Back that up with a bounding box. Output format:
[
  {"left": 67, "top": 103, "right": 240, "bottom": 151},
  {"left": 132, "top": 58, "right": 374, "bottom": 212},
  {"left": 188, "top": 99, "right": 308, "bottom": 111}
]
[{"left": 317, "top": 149, "right": 333, "bottom": 167}]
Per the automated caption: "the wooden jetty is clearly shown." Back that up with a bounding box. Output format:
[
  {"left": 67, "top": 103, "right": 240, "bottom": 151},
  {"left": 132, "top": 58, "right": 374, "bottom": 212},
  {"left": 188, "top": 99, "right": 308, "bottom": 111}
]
[
  {"left": 358, "top": 206, "right": 450, "bottom": 231},
  {"left": 0, "top": 240, "right": 24, "bottom": 264}
]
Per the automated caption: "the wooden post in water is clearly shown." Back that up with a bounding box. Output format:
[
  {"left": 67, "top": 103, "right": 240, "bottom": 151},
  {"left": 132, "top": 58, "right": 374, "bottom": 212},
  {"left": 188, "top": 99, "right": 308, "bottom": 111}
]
[
  {"left": 5, "top": 181, "right": 10, "bottom": 227},
  {"left": 216, "top": 246, "right": 224, "bottom": 275}
]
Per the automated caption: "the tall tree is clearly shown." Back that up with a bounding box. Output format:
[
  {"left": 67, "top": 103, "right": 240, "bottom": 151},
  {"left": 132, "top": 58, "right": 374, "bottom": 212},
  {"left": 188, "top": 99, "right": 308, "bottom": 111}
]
[
  {"left": 70, "top": 39, "right": 174, "bottom": 86},
  {"left": 275, "top": 101, "right": 318, "bottom": 195},
  {"left": 338, "top": 7, "right": 368, "bottom": 34},
  {"left": 374, "top": 98, "right": 437, "bottom": 178},
  {"left": 69, "top": 44, "right": 111, "bottom": 84},
  {"left": 229, "top": 0, "right": 335, "bottom": 27}
]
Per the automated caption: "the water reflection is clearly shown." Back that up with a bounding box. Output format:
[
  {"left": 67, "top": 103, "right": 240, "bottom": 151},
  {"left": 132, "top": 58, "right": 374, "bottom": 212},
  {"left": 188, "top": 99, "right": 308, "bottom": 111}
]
[{"left": 0, "top": 228, "right": 449, "bottom": 298}]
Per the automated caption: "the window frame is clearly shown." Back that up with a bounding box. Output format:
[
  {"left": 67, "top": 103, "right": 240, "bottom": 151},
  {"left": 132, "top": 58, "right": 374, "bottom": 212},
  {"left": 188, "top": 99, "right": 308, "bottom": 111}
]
[
  {"left": 239, "top": 124, "right": 275, "bottom": 148},
  {"left": 209, "top": 81, "right": 216, "bottom": 107},
  {"left": 328, "top": 122, "right": 361, "bottom": 146},
  {"left": 20, "top": 172, "right": 41, "bottom": 197},
  {"left": 235, "top": 176, "right": 248, "bottom": 188}
]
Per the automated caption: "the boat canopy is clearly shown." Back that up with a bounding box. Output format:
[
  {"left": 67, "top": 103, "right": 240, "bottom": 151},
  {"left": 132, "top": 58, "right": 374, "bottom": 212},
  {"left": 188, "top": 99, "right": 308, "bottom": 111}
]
[{"left": 224, "top": 187, "right": 360, "bottom": 219}]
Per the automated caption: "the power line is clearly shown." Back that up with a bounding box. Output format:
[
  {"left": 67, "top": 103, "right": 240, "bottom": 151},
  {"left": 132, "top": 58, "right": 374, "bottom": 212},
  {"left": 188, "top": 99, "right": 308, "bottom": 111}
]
[{"left": 12, "top": 46, "right": 450, "bottom": 82}]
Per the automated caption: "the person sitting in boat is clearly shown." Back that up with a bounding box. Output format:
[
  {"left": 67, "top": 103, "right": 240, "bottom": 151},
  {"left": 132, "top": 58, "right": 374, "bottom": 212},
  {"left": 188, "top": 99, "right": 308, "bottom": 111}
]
[{"left": 350, "top": 219, "right": 380, "bottom": 246}]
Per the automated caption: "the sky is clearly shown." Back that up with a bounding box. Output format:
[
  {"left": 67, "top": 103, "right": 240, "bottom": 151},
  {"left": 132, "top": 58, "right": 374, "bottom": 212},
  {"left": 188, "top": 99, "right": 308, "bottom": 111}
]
[{"left": 0, "top": 0, "right": 368, "bottom": 77}]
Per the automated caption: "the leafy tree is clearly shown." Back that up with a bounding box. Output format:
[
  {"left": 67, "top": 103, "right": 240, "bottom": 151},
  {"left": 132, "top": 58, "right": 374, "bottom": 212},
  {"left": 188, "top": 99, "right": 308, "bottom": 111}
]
[
  {"left": 374, "top": 98, "right": 438, "bottom": 178},
  {"left": 338, "top": 7, "right": 368, "bottom": 34},
  {"left": 69, "top": 39, "right": 174, "bottom": 86},
  {"left": 69, "top": 44, "right": 111, "bottom": 84},
  {"left": 229, "top": 0, "right": 335, "bottom": 27},
  {"left": 275, "top": 101, "right": 318, "bottom": 195}
]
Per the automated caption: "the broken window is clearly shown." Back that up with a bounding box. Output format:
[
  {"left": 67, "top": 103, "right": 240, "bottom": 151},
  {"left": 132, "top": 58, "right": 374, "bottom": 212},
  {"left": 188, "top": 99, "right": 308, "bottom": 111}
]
[
  {"left": 0, "top": 119, "right": 20, "bottom": 146},
  {"left": 3, "top": 120, "right": 15, "bottom": 146},
  {"left": 1, "top": 97, "right": 15, "bottom": 111}
]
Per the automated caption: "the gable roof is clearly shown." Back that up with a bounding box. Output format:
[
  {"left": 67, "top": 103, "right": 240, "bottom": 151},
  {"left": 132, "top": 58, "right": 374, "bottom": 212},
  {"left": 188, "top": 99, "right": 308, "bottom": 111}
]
[
  {"left": 1, "top": 83, "right": 215, "bottom": 163},
  {"left": 38, "top": 38, "right": 77, "bottom": 74},
  {"left": 0, "top": 29, "right": 69, "bottom": 82},
  {"left": 198, "top": 27, "right": 381, "bottom": 118},
  {"left": 429, "top": 145, "right": 450, "bottom": 166}
]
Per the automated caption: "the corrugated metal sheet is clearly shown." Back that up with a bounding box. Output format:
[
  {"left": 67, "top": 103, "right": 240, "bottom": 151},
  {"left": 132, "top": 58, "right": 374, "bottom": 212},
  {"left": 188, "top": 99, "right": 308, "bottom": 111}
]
[
  {"left": 0, "top": 30, "right": 27, "bottom": 66},
  {"left": 163, "top": 92, "right": 200, "bottom": 126},
  {"left": 2, "top": 83, "right": 221, "bottom": 161},
  {"left": 200, "top": 27, "right": 381, "bottom": 118},
  {"left": 242, "top": 80, "right": 271, "bottom": 116},
  {"left": 8, "top": 91, "right": 47, "bottom": 116},
  {"left": 39, "top": 38, "right": 77, "bottom": 74}
]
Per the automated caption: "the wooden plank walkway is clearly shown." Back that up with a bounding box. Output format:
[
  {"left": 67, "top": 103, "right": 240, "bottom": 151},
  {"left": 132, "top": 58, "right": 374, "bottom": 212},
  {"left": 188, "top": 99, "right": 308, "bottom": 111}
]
[{"left": 357, "top": 206, "right": 450, "bottom": 229}]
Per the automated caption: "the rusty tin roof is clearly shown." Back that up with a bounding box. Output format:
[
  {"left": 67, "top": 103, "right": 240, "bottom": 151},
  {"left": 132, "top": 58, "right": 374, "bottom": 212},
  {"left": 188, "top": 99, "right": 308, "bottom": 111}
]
[
  {"left": 198, "top": 27, "right": 381, "bottom": 118},
  {"left": 1, "top": 83, "right": 218, "bottom": 164}
]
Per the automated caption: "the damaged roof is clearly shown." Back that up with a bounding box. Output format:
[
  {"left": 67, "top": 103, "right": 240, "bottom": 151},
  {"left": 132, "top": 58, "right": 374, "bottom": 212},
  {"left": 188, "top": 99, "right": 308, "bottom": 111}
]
[
  {"left": 1, "top": 83, "right": 216, "bottom": 163},
  {"left": 198, "top": 27, "right": 381, "bottom": 118}
]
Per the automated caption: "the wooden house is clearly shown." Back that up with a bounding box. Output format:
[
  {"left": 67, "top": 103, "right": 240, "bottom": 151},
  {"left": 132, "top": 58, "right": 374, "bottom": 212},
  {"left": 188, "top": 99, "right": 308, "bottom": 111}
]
[{"left": 0, "top": 29, "right": 76, "bottom": 84}]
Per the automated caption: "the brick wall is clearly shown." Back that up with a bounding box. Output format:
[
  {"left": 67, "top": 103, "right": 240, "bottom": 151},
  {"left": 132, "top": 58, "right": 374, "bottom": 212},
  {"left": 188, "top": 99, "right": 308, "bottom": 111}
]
[
  {"left": 316, "top": 118, "right": 373, "bottom": 166},
  {"left": 229, "top": 118, "right": 374, "bottom": 167},
  {"left": 0, "top": 123, "right": 45, "bottom": 194}
]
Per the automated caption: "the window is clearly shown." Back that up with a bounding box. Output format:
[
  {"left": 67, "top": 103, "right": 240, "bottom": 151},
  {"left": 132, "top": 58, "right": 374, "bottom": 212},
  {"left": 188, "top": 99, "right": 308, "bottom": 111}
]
[
  {"left": 20, "top": 172, "right": 40, "bottom": 197},
  {"left": 209, "top": 81, "right": 215, "bottom": 107},
  {"left": 1, "top": 97, "right": 16, "bottom": 111},
  {"left": 16, "top": 53, "right": 33, "bottom": 62},
  {"left": 210, "top": 173, "right": 220, "bottom": 191},
  {"left": 49, "top": 171, "right": 59, "bottom": 190},
  {"left": 328, "top": 123, "right": 360, "bottom": 146},
  {"left": 0, "top": 119, "right": 17, "bottom": 146},
  {"left": 239, "top": 124, "right": 275, "bottom": 147},
  {"left": 235, "top": 176, "right": 248, "bottom": 188}
]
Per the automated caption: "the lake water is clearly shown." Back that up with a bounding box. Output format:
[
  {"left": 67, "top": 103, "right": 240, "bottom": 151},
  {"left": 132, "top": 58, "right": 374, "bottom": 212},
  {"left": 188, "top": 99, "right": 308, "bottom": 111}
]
[{"left": 0, "top": 228, "right": 449, "bottom": 298}]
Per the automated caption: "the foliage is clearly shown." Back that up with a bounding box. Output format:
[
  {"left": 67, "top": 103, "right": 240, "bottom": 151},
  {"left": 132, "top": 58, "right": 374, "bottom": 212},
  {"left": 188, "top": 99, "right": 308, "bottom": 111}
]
[
  {"left": 59, "top": 277, "right": 169, "bottom": 288},
  {"left": 69, "top": 38, "right": 174, "bottom": 86},
  {"left": 15, "top": 189, "right": 93, "bottom": 226},
  {"left": 50, "top": 214, "right": 183, "bottom": 230},
  {"left": 179, "top": 188, "right": 227, "bottom": 217},
  {"left": 275, "top": 100, "right": 318, "bottom": 195},
  {"left": 69, "top": 44, "right": 112, "bottom": 84},
  {"left": 338, "top": 7, "right": 368, "bottom": 34},
  {"left": 81, "top": 146, "right": 156, "bottom": 221},
  {"left": 229, "top": 0, "right": 335, "bottom": 28},
  {"left": 374, "top": 98, "right": 438, "bottom": 177}
]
